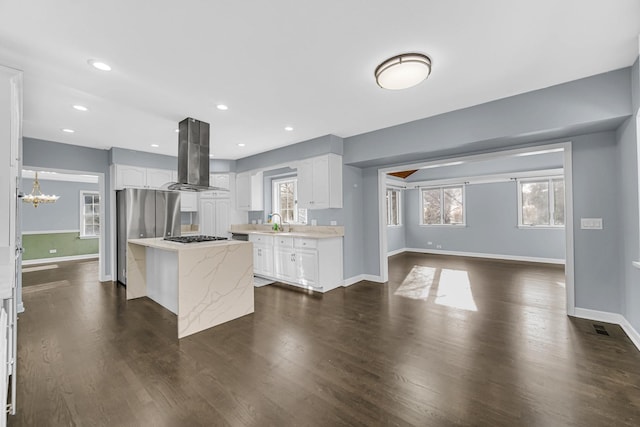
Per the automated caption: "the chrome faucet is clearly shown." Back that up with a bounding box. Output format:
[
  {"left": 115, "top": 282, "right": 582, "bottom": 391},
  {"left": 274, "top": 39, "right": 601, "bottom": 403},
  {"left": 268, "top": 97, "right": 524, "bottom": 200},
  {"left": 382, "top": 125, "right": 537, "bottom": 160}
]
[{"left": 269, "top": 213, "right": 288, "bottom": 232}]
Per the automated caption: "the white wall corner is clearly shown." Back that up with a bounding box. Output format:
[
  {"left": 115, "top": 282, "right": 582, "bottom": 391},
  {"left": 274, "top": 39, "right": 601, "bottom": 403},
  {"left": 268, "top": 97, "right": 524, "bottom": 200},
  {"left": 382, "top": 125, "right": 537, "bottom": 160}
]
[{"left": 573, "top": 307, "right": 640, "bottom": 352}]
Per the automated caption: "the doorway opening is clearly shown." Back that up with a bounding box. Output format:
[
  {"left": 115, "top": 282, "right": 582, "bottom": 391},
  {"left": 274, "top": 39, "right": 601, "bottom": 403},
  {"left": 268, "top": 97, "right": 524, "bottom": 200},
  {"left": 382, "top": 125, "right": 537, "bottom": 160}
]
[{"left": 377, "top": 142, "right": 574, "bottom": 315}]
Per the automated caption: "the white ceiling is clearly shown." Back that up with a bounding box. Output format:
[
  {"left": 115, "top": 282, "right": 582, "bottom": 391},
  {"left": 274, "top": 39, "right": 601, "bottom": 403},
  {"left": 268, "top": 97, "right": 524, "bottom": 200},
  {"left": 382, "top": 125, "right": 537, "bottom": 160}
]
[{"left": 0, "top": 1, "right": 638, "bottom": 160}]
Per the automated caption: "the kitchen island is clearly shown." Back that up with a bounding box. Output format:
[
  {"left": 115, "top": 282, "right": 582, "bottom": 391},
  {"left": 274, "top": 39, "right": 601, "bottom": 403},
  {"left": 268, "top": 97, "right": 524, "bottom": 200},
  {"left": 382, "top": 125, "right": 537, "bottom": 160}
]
[{"left": 126, "top": 237, "right": 253, "bottom": 338}]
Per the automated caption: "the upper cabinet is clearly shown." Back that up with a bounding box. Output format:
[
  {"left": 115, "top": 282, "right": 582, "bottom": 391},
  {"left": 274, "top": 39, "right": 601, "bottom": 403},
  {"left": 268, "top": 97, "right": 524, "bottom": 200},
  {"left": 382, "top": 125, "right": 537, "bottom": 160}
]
[
  {"left": 180, "top": 192, "right": 198, "bottom": 212},
  {"left": 297, "top": 153, "right": 342, "bottom": 209},
  {"left": 114, "top": 165, "right": 174, "bottom": 190},
  {"left": 210, "top": 174, "right": 230, "bottom": 190},
  {"left": 236, "top": 171, "right": 263, "bottom": 211}
]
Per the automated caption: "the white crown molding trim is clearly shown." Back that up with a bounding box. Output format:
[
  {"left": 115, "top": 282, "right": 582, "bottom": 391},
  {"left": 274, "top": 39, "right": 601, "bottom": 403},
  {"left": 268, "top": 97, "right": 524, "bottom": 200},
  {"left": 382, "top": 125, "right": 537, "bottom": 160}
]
[
  {"left": 573, "top": 307, "right": 640, "bottom": 352},
  {"left": 22, "top": 169, "right": 99, "bottom": 183},
  {"left": 22, "top": 254, "right": 98, "bottom": 266},
  {"left": 22, "top": 229, "right": 80, "bottom": 235},
  {"left": 399, "top": 248, "right": 565, "bottom": 265}
]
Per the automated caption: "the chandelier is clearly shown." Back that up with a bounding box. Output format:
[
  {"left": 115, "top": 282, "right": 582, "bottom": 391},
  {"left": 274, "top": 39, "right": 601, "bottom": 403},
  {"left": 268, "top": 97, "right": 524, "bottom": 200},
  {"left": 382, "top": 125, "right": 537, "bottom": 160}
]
[{"left": 23, "top": 172, "right": 59, "bottom": 208}]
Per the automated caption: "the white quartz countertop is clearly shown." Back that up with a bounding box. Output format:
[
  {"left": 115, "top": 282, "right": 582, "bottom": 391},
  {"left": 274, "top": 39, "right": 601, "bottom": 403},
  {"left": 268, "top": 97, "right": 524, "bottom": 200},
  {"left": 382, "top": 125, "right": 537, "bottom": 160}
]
[
  {"left": 230, "top": 225, "right": 344, "bottom": 239},
  {"left": 128, "top": 237, "right": 249, "bottom": 252}
]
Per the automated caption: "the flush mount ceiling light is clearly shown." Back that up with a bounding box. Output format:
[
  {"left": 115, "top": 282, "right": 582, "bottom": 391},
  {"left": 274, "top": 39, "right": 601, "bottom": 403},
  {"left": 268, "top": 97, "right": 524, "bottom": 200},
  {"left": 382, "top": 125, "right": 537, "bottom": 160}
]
[
  {"left": 375, "top": 53, "right": 432, "bottom": 90},
  {"left": 88, "top": 59, "right": 112, "bottom": 71},
  {"left": 73, "top": 105, "right": 88, "bottom": 111}
]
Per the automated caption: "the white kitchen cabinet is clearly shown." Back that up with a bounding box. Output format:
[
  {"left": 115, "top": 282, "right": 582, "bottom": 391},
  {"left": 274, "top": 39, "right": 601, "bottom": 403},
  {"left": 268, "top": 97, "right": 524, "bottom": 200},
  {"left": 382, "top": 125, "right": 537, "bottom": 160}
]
[
  {"left": 236, "top": 171, "right": 263, "bottom": 211},
  {"left": 199, "top": 197, "right": 231, "bottom": 238},
  {"left": 115, "top": 165, "right": 147, "bottom": 189},
  {"left": 296, "top": 248, "right": 319, "bottom": 288},
  {"left": 250, "top": 234, "right": 274, "bottom": 277},
  {"left": 210, "top": 173, "right": 230, "bottom": 190},
  {"left": 180, "top": 192, "right": 198, "bottom": 212},
  {"left": 146, "top": 168, "right": 173, "bottom": 188},
  {"left": 273, "top": 236, "right": 296, "bottom": 281},
  {"left": 114, "top": 165, "right": 174, "bottom": 190},
  {"left": 297, "top": 153, "right": 342, "bottom": 209},
  {"left": 248, "top": 233, "right": 342, "bottom": 292}
]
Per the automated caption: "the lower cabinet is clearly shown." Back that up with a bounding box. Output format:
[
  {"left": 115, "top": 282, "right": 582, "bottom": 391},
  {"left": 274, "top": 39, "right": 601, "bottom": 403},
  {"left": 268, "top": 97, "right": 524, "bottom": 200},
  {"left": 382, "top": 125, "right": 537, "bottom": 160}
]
[{"left": 249, "top": 234, "right": 342, "bottom": 292}]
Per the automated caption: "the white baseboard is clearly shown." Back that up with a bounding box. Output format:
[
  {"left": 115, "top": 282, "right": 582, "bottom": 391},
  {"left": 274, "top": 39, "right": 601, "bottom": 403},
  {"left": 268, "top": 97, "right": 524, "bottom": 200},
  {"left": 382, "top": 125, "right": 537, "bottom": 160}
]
[
  {"left": 22, "top": 253, "right": 98, "bottom": 266},
  {"left": 343, "top": 274, "right": 385, "bottom": 287},
  {"left": 101, "top": 275, "right": 113, "bottom": 282},
  {"left": 17, "top": 302, "right": 24, "bottom": 313},
  {"left": 399, "top": 247, "right": 565, "bottom": 265},
  {"left": 573, "top": 307, "right": 640, "bottom": 352},
  {"left": 387, "top": 248, "right": 406, "bottom": 257}
]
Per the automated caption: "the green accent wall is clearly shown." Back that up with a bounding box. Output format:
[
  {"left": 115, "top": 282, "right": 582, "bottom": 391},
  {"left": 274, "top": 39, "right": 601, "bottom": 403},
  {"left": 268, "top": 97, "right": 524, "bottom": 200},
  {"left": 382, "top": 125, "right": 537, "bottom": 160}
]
[{"left": 22, "top": 232, "right": 98, "bottom": 261}]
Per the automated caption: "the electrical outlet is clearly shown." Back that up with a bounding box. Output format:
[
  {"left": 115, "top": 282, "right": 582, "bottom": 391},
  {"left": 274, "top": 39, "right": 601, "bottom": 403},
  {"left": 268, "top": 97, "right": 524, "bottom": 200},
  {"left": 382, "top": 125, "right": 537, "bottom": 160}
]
[
  {"left": 330, "top": 220, "right": 337, "bottom": 226},
  {"left": 311, "top": 219, "right": 318, "bottom": 226},
  {"left": 428, "top": 241, "right": 433, "bottom": 245},
  {"left": 436, "top": 245, "right": 442, "bottom": 249},
  {"left": 49, "top": 249, "right": 57, "bottom": 254}
]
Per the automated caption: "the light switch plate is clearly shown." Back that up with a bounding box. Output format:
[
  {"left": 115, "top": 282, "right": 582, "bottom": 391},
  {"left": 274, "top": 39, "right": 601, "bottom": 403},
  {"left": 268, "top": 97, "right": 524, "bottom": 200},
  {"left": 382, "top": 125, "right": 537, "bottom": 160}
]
[{"left": 581, "top": 218, "right": 603, "bottom": 230}]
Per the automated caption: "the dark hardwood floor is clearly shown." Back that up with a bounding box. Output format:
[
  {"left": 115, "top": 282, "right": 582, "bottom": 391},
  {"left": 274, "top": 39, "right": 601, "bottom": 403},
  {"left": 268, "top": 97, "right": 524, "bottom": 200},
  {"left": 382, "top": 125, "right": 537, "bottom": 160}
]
[{"left": 10, "top": 255, "right": 640, "bottom": 426}]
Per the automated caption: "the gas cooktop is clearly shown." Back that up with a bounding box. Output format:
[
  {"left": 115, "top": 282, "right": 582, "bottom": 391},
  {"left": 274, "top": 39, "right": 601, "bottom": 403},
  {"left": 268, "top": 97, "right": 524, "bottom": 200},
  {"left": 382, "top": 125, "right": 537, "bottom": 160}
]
[{"left": 164, "top": 235, "right": 228, "bottom": 244}]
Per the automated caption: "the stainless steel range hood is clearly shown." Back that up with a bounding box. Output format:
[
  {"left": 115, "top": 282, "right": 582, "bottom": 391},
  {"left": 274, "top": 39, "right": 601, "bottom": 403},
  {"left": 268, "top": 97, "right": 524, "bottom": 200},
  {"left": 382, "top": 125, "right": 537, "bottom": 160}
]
[{"left": 168, "top": 117, "right": 228, "bottom": 192}]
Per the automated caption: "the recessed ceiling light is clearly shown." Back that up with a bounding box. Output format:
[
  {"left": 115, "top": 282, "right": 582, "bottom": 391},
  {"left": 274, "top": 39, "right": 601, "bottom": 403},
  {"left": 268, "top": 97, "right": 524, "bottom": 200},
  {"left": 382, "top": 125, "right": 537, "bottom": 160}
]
[
  {"left": 61, "top": 128, "right": 75, "bottom": 133},
  {"left": 216, "top": 104, "right": 229, "bottom": 111},
  {"left": 515, "top": 148, "right": 564, "bottom": 157},
  {"left": 375, "top": 53, "right": 431, "bottom": 90},
  {"left": 88, "top": 59, "right": 112, "bottom": 71},
  {"left": 150, "top": 144, "right": 159, "bottom": 148},
  {"left": 73, "top": 105, "right": 88, "bottom": 111},
  {"left": 284, "top": 126, "right": 294, "bottom": 131},
  {"left": 238, "top": 143, "right": 246, "bottom": 147},
  {"left": 420, "top": 161, "right": 464, "bottom": 169}
]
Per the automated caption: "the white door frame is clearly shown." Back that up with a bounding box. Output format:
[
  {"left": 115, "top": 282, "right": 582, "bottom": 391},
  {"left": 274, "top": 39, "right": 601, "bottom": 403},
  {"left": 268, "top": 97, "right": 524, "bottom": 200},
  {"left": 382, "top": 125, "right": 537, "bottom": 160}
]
[
  {"left": 21, "top": 165, "right": 107, "bottom": 282},
  {"left": 377, "top": 141, "right": 575, "bottom": 315}
]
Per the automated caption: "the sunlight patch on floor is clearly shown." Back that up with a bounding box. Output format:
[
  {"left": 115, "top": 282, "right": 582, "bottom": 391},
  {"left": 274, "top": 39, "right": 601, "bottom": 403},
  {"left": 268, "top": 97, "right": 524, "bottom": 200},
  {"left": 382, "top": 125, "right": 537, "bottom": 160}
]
[
  {"left": 435, "top": 269, "right": 477, "bottom": 312},
  {"left": 395, "top": 266, "right": 437, "bottom": 300}
]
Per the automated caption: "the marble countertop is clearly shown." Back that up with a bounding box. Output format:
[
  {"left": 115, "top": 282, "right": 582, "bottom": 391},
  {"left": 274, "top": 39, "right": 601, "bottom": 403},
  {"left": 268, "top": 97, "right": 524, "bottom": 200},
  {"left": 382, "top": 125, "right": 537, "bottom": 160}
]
[
  {"left": 128, "top": 237, "right": 248, "bottom": 252},
  {"left": 230, "top": 224, "right": 344, "bottom": 239}
]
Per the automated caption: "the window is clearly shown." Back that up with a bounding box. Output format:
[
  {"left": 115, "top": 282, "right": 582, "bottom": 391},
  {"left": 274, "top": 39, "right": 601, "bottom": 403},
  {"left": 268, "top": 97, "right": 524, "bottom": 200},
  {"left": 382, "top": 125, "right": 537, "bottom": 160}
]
[
  {"left": 80, "top": 191, "right": 100, "bottom": 238},
  {"left": 386, "top": 188, "right": 401, "bottom": 226},
  {"left": 518, "top": 177, "right": 564, "bottom": 227},
  {"left": 421, "top": 185, "right": 465, "bottom": 225},
  {"left": 272, "top": 178, "right": 307, "bottom": 224}
]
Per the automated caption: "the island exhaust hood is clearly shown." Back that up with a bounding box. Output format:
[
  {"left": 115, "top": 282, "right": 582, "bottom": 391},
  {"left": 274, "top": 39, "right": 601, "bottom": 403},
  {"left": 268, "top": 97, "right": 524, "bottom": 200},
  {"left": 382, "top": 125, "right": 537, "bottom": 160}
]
[{"left": 168, "top": 117, "right": 228, "bottom": 192}]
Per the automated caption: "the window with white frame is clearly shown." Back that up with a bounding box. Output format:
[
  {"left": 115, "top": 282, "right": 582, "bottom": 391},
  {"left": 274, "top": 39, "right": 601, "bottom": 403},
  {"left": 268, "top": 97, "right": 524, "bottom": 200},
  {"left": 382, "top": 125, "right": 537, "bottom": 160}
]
[
  {"left": 421, "top": 185, "right": 465, "bottom": 225},
  {"left": 518, "top": 177, "right": 565, "bottom": 227},
  {"left": 80, "top": 191, "right": 100, "bottom": 238},
  {"left": 272, "top": 178, "right": 307, "bottom": 224},
  {"left": 386, "top": 188, "right": 401, "bottom": 226}
]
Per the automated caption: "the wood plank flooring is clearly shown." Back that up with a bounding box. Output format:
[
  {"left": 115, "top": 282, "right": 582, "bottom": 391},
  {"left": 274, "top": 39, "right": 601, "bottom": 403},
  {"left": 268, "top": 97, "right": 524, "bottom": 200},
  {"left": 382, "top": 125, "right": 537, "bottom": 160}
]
[{"left": 9, "top": 255, "right": 640, "bottom": 426}]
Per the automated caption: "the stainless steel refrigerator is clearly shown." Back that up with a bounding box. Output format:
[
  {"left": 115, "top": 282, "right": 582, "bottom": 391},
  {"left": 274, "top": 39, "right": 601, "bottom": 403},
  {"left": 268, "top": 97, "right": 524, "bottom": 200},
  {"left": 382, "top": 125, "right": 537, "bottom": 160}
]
[{"left": 116, "top": 189, "right": 181, "bottom": 285}]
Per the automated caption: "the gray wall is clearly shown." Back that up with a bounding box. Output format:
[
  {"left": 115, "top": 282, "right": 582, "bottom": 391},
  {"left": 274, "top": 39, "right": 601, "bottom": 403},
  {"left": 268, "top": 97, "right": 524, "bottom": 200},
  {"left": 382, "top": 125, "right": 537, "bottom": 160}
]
[
  {"left": 236, "top": 134, "right": 343, "bottom": 173},
  {"left": 618, "top": 57, "right": 640, "bottom": 331},
  {"left": 23, "top": 138, "right": 112, "bottom": 278},
  {"left": 22, "top": 178, "right": 99, "bottom": 232},
  {"left": 404, "top": 182, "right": 565, "bottom": 260},
  {"left": 110, "top": 147, "right": 236, "bottom": 173},
  {"left": 344, "top": 68, "right": 631, "bottom": 168}
]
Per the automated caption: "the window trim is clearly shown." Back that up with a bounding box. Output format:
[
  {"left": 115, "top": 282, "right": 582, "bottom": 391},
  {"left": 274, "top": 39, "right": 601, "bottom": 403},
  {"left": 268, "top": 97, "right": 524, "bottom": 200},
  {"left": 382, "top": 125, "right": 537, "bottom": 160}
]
[
  {"left": 79, "top": 190, "right": 100, "bottom": 238},
  {"left": 271, "top": 177, "right": 307, "bottom": 225},
  {"left": 386, "top": 188, "right": 402, "bottom": 227},
  {"left": 419, "top": 184, "right": 466, "bottom": 226},
  {"left": 516, "top": 176, "right": 565, "bottom": 228}
]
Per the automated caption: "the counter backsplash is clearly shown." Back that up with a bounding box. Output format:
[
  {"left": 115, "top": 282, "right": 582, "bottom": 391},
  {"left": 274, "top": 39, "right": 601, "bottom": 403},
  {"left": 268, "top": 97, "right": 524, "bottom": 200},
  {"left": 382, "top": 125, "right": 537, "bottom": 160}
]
[{"left": 230, "top": 223, "right": 344, "bottom": 237}]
